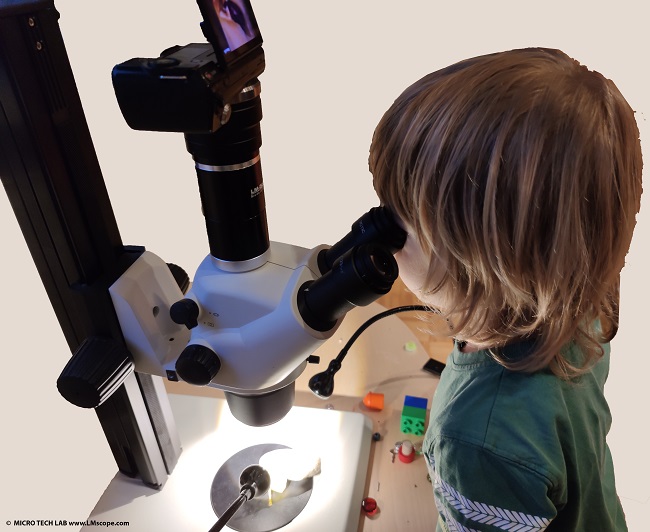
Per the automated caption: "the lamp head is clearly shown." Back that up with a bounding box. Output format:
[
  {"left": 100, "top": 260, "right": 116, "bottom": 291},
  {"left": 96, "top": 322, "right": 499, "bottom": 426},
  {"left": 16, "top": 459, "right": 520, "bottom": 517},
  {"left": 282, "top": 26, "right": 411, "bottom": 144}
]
[{"left": 308, "top": 360, "right": 341, "bottom": 399}]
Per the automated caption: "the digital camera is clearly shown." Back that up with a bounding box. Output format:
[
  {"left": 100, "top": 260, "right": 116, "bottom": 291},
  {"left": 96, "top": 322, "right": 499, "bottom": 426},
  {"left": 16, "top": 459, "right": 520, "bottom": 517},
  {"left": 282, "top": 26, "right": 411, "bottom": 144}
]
[{"left": 112, "top": 0, "right": 264, "bottom": 133}]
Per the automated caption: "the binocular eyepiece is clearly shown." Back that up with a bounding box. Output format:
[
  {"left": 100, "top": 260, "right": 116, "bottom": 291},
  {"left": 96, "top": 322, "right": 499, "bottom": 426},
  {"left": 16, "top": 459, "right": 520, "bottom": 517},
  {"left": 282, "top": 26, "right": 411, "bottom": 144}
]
[
  {"left": 317, "top": 207, "right": 407, "bottom": 273},
  {"left": 298, "top": 207, "right": 407, "bottom": 332}
]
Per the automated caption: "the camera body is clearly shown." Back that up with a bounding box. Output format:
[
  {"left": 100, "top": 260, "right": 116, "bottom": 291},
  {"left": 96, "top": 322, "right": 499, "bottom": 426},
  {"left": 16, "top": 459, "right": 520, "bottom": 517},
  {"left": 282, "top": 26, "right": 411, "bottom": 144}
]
[{"left": 112, "top": 0, "right": 264, "bottom": 133}]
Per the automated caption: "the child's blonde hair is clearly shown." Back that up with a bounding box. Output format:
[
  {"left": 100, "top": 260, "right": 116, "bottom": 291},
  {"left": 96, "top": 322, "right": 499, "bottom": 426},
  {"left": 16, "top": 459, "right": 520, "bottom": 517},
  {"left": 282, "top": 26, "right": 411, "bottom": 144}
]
[{"left": 370, "top": 48, "right": 643, "bottom": 378}]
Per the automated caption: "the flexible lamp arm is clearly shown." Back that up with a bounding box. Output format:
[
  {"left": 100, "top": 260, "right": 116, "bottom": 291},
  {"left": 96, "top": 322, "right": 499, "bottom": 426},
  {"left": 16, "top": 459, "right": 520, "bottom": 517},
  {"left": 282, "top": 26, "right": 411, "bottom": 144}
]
[{"left": 308, "top": 305, "right": 436, "bottom": 399}]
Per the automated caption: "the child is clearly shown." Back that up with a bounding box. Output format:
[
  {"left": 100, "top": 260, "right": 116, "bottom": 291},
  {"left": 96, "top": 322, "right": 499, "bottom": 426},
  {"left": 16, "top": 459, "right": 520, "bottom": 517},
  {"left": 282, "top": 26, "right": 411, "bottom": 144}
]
[{"left": 369, "top": 48, "right": 642, "bottom": 531}]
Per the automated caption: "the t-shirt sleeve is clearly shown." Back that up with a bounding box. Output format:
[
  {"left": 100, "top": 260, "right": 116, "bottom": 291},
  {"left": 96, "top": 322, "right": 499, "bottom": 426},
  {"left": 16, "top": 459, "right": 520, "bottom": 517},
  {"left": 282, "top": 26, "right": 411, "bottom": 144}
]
[{"left": 428, "top": 436, "right": 558, "bottom": 531}]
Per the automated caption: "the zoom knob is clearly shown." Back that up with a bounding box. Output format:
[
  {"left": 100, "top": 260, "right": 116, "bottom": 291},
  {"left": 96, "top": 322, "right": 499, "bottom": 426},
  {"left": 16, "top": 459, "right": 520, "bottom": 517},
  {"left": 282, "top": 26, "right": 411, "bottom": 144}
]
[
  {"left": 170, "top": 298, "right": 200, "bottom": 329},
  {"left": 176, "top": 344, "right": 221, "bottom": 386}
]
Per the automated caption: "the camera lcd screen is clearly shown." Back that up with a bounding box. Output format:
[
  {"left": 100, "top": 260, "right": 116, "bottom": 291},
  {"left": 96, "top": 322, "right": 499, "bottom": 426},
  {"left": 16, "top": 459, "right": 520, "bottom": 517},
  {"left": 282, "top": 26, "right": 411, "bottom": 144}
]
[{"left": 196, "top": 0, "right": 262, "bottom": 66}]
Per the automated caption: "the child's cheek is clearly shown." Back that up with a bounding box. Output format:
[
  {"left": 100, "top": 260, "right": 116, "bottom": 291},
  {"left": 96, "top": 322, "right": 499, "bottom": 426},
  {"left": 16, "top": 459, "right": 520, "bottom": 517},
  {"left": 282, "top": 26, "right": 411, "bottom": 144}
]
[{"left": 395, "top": 246, "right": 428, "bottom": 297}]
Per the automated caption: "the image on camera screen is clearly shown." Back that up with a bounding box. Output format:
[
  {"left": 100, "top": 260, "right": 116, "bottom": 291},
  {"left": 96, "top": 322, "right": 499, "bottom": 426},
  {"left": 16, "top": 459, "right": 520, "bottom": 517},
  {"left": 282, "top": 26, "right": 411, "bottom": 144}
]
[{"left": 209, "top": 0, "right": 259, "bottom": 56}]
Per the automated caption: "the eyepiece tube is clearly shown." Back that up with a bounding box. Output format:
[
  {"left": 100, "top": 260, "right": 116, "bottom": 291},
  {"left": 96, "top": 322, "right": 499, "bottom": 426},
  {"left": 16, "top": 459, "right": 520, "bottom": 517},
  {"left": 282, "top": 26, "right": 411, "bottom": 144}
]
[
  {"left": 318, "top": 207, "right": 406, "bottom": 274},
  {"left": 299, "top": 243, "right": 398, "bottom": 331}
]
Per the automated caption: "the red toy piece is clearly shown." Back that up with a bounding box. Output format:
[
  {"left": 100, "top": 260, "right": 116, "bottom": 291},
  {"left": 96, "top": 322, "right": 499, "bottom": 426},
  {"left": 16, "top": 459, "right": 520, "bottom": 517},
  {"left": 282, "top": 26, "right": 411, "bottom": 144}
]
[
  {"left": 361, "top": 497, "right": 379, "bottom": 516},
  {"left": 398, "top": 440, "right": 415, "bottom": 463}
]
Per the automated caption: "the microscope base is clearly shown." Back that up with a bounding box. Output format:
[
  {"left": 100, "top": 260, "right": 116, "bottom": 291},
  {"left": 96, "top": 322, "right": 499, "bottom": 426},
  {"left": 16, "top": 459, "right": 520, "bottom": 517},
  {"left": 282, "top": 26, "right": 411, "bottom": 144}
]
[{"left": 85, "top": 394, "right": 372, "bottom": 532}]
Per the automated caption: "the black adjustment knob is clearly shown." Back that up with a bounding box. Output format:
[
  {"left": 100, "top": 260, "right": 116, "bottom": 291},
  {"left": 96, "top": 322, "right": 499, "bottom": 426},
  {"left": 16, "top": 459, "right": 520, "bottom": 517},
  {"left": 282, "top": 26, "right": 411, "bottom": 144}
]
[
  {"left": 167, "top": 263, "right": 191, "bottom": 294},
  {"left": 170, "top": 298, "right": 200, "bottom": 329},
  {"left": 57, "top": 337, "right": 135, "bottom": 408},
  {"left": 176, "top": 344, "right": 221, "bottom": 386}
]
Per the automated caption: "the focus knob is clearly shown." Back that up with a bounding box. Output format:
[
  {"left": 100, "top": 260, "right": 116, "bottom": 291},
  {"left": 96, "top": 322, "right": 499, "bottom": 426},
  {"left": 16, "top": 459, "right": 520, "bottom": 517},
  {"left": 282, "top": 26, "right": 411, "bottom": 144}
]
[
  {"left": 176, "top": 344, "right": 221, "bottom": 386},
  {"left": 170, "top": 298, "right": 200, "bottom": 329},
  {"left": 57, "top": 337, "right": 134, "bottom": 408}
]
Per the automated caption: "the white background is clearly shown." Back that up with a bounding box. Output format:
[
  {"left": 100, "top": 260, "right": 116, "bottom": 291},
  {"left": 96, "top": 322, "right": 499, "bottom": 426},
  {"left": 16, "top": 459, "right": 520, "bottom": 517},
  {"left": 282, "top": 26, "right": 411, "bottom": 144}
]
[{"left": 0, "top": 0, "right": 647, "bottom": 529}]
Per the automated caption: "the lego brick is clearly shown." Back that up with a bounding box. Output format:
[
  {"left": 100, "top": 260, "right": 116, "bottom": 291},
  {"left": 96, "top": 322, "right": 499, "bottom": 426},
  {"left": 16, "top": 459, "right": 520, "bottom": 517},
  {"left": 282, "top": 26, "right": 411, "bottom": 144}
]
[
  {"left": 400, "top": 395, "right": 428, "bottom": 435},
  {"left": 401, "top": 402, "right": 427, "bottom": 435},
  {"left": 401, "top": 414, "right": 426, "bottom": 436},
  {"left": 402, "top": 405, "right": 426, "bottom": 421},
  {"left": 404, "top": 395, "right": 428, "bottom": 410}
]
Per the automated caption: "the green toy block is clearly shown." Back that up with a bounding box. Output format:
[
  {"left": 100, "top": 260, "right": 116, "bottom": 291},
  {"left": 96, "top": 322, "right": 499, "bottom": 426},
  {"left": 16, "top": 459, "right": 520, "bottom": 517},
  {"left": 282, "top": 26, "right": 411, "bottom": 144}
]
[{"left": 401, "top": 405, "right": 427, "bottom": 435}]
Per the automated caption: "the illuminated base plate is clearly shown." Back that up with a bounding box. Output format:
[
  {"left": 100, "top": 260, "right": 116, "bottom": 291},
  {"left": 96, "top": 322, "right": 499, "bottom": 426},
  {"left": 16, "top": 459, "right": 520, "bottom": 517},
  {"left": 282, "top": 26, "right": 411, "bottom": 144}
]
[
  {"left": 85, "top": 395, "right": 372, "bottom": 532},
  {"left": 211, "top": 443, "right": 313, "bottom": 532}
]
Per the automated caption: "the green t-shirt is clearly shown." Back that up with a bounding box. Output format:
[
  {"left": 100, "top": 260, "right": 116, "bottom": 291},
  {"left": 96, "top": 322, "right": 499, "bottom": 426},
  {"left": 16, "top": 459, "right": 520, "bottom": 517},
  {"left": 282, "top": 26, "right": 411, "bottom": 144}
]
[{"left": 422, "top": 341, "right": 627, "bottom": 531}]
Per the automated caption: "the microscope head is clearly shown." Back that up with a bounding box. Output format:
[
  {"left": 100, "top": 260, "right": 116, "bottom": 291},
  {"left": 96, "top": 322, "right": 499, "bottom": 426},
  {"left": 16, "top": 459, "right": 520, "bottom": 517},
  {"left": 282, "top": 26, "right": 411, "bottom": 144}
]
[{"left": 170, "top": 211, "right": 403, "bottom": 427}]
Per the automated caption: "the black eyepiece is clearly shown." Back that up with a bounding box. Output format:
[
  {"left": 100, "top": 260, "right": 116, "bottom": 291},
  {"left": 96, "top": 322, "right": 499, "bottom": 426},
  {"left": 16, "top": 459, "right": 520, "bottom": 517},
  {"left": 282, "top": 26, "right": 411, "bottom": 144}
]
[
  {"left": 299, "top": 243, "right": 398, "bottom": 331},
  {"left": 318, "top": 206, "right": 406, "bottom": 274}
]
